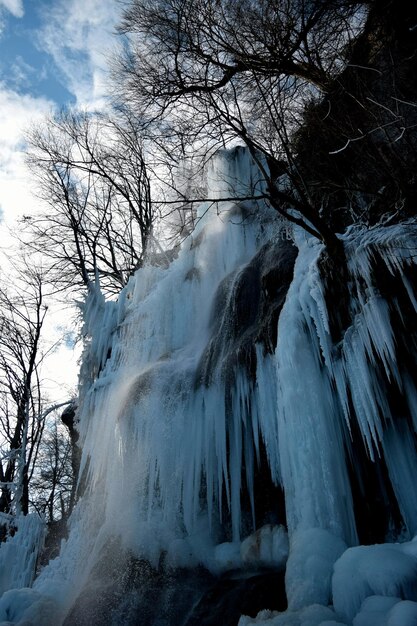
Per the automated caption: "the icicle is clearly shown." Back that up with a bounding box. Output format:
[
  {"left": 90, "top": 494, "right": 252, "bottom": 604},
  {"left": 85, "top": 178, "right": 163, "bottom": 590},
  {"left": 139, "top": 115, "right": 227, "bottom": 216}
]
[
  {"left": 382, "top": 420, "right": 417, "bottom": 536},
  {"left": 5, "top": 150, "right": 417, "bottom": 626},
  {"left": 0, "top": 514, "right": 45, "bottom": 595}
]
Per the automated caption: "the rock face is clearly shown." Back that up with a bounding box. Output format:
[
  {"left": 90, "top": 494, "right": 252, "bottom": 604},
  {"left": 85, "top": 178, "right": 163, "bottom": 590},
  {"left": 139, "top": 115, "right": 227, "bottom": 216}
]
[
  {"left": 197, "top": 238, "right": 297, "bottom": 386},
  {"left": 64, "top": 545, "right": 287, "bottom": 626},
  {"left": 294, "top": 1, "right": 417, "bottom": 233}
]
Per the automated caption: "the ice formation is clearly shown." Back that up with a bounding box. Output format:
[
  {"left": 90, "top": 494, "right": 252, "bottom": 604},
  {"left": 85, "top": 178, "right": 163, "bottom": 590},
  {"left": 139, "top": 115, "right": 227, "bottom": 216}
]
[
  {"left": 0, "top": 514, "right": 44, "bottom": 596},
  {"left": 1, "top": 147, "right": 417, "bottom": 625}
]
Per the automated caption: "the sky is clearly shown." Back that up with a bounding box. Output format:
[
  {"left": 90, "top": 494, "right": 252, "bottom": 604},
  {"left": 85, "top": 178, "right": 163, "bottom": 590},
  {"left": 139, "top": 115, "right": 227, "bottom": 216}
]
[
  {"left": 0, "top": 0, "right": 121, "bottom": 401},
  {"left": 0, "top": 0, "right": 120, "bottom": 223}
]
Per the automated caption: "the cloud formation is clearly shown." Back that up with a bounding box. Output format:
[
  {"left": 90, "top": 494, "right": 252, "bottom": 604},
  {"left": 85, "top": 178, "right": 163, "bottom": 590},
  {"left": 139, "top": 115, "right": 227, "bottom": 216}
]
[
  {"left": 0, "top": 0, "right": 121, "bottom": 224},
  {"left": 0, "top": 85, "right": 53, "bottom": 224},
  {"left": 0, "top": 1, "right": 121, "bottom": 396},
  {"left": 0, "top": 0, "right": 24, "bottom": 19},
  {"left": 37, "top": 0, "right": 121, "bottom": 108}
]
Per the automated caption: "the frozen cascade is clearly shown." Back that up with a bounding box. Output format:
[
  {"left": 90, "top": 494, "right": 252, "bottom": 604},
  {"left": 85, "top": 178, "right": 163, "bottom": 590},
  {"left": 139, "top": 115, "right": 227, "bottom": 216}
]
[
  {"left": 0, "top": 514, "right": 45, "bottom": 595},
  {"left": 275, "top": 240, "right": 357, "bottom": 545},
  {"left": 238, "top": 222, "right": 417, "bottom": 626},
  {"left": 1, "top": 149, "right": 417, "bottom": 625},
  {"left": 32, "top": 147, "right": 292, "bottom": 623}
]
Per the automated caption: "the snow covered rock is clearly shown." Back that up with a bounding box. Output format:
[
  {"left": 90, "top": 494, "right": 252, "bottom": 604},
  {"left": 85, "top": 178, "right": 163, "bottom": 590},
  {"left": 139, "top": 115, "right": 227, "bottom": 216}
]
[
  {"left": 285, "top": 529, "right": 346, "bottom": 611},
  {"left": 333, "top": 542, "right": 417, "bottom": 622}
]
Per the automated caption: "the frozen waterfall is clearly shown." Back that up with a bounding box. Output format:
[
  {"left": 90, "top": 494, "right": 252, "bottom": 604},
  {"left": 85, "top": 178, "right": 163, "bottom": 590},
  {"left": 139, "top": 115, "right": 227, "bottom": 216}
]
[{"left": 1, "top": 147, "right": 417, "bottom": 626}]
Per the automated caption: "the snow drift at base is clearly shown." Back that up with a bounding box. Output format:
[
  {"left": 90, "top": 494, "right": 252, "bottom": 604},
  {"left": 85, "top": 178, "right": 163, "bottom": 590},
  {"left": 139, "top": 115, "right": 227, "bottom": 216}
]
[{"left": 1, "top": 147, "right": 417, "bottom": 625}]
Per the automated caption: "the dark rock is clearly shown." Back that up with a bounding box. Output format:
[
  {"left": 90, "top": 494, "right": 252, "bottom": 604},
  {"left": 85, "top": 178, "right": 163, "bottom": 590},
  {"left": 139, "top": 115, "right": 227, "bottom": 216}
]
[
  {"left": 197, "top": 238, "right": 297, "bottom": 386},
  {"left": 182, "top": 570, "right": 286, "bottom": 626},
  {"left": 64, "top": 540, "right": 286, "bottom": 626}
]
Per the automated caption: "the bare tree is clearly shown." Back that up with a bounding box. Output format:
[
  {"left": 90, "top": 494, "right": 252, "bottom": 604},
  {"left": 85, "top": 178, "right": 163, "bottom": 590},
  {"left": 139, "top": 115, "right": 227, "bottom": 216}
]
[
  {"left": 30, "top": 416, "right": 74, "bottom": 523},
  {"left": 25, "top": 108, "right": 154, "bottom": 297},
  {"left": 115, "top": 0, "right": 368, "bottom": 253},
  {"left": 290, "top": 0, "right": 417, "bottom": 229},
  {"left": 0, "top": 267, "right": 48, "bottom": 517},
  {"left": 116, "top": 0, "right": 417, "bottom": 250},
  {"left": 0, "top": 262, "right": 75, "bottom": 537}
]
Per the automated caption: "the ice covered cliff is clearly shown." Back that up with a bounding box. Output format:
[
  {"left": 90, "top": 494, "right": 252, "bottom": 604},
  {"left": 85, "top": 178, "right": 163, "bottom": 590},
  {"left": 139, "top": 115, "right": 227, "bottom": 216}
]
[{"left": 1, "top": 147, "right": 417, "bottom": 626}]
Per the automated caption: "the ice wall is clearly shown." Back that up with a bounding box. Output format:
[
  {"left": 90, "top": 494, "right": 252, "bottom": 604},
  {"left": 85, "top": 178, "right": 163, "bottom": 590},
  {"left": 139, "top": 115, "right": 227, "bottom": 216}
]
[
  {"left": 0, "top": 514, "right": 44, "bottom": 596},
  {"left": 1, "top": 149, "right": 417, "bottom": 626},
  {"left": 31, "top": 147, "right": 288, "bottom": 619},
  {"left": 237, "top": 221, "right": 417, "bottom": 626}
]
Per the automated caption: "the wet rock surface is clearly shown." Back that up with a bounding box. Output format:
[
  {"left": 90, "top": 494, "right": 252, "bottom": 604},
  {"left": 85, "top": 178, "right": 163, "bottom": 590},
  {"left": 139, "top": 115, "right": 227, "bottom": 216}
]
[{"left": 64, "top": 547, "right": 286, "bottom": 626}]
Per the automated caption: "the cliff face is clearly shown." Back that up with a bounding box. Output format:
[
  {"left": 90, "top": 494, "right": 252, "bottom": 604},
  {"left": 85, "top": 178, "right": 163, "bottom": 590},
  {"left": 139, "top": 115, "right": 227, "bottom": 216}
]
[
  {"left": 1, "top": 148, "right": 417, "bottom": 626},
  {"left": 294, "top": 0, "right": 417, "bottom": 233}
]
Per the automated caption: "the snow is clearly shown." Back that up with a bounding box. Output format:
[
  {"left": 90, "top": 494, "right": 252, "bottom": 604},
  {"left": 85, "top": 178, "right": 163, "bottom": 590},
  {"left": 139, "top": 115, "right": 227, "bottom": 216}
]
[
  {"left": 333, "top": 540, "right": 417, "bottom": 622},
  {"left": 0, "top": 588, "right": 61, "bottom": 625},
  {"left": 386, "top": 600, "right": 417, "bottom": 626},
  {"left": 1, "top": 149, "right": 417, "bottom": 625},
  {"left": 0, "top": 514, "right": 45, "bottom": 596},
  {"left": 352, "top": 596, "right": 402, "bottom": 626},
  {"left": 285, "top": 529, "right": 346, "bottom": 610},
  {"left": 241, "top": 524, "right": 289, "bottom": 569},
  {"left": 238, "top": 604, "right": 345, "bottom": 626},
  {"left": 351, "top": 596, "right": 417, "bottom": 626}
]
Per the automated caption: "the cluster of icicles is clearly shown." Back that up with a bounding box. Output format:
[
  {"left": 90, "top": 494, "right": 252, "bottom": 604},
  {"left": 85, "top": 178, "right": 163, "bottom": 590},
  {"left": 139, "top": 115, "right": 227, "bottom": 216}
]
[{"left": 1, "top": 147, "right": 417, "bottom": 626}]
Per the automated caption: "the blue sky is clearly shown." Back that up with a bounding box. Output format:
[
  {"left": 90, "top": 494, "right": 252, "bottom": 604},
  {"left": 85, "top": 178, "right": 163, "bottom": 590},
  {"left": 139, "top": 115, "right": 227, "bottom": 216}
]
[
  {"left": 0, "top": 0, "right": 121, "bottom": 400},
  {"left": 0, "top": 1, "right": 74, "bottom": 104},
  {"left": 0, "top": 0, "right": 120, "bottom": 224}
]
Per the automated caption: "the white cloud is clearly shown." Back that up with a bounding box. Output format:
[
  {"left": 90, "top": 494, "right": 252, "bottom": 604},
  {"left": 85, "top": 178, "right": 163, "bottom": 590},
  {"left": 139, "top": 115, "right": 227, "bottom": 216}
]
[
  {"left": 0, "top": 0, "right": 23, "bottom": 37},
  {"left": 0, "top": 2, "right": 119, "bottom": 400},
  {"left": 0, "top": 84, "right": 53, "bottom": 227},
  {"left": 0, "top": 0, "right": 24, "bottom": 18},
  {"left": 7, "top": 55, "right": 39, "bottom": 90},
  {"left": 37, "top": 0, "right": 121, "bottom": 109},
  {"left": 0, "top": 3, "right": 121, "bottom": 225},
  {"left": 39, "top": 311, "right": 81, "bottom": 403},
  {"left": 0, "top": 86, "right": 79, "bottom": 399}
]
